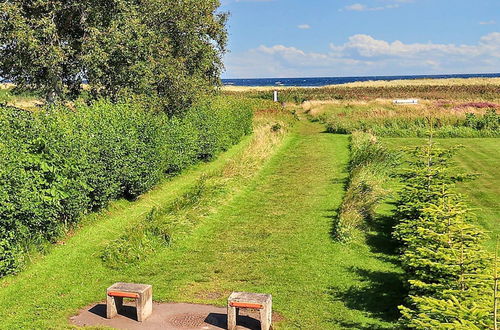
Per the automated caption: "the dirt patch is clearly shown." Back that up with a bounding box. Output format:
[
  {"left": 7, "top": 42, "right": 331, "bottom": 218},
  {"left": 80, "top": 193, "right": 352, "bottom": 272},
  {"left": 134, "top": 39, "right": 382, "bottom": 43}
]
[{"left": 70, "top": 301, "right": 278, "bottom": 329}]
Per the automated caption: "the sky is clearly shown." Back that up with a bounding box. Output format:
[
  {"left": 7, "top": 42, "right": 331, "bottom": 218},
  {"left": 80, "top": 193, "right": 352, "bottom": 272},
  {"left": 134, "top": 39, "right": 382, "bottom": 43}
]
[{"left": 218, "top": 0, "right": 500, "bottom": 78}]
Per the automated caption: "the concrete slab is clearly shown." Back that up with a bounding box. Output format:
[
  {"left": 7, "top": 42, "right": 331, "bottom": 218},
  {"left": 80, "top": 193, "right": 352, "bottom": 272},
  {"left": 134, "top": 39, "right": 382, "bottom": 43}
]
[{"left": 70, "top": 302, "right": 266, "bottom": 329}]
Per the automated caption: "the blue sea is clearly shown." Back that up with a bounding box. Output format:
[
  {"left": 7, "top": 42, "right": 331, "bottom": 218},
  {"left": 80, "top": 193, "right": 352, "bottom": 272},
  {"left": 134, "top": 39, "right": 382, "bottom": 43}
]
[{"left": 222, "top": 73, "right": 500, "bottom": 87}]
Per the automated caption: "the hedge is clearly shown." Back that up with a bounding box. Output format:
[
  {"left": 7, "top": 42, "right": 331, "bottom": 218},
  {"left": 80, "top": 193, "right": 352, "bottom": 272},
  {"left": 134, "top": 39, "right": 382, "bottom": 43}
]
[{"left": 0, "top": 97, "right": 253, "bottom": 276}]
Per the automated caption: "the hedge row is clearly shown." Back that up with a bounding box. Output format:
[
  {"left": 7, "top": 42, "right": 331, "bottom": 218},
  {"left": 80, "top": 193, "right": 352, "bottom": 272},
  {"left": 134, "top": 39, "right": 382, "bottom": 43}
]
[{"left": 0, "top": 97, "right": 253, "bottom": 276}]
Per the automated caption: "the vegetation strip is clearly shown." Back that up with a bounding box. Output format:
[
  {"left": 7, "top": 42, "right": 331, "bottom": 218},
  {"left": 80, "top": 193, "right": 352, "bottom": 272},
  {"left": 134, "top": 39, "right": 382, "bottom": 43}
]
[
  {"left": 306, "top": 100, "right": 500, "bottom": 138},
  {"left": 333, "top": 131, "right": 396, "bottom": 241},
  {"left": 224, "top": 82, "right": 500, "bottom": 104},
  {"left": 0, "top": 97, "right": 257, "bottom": 276}
]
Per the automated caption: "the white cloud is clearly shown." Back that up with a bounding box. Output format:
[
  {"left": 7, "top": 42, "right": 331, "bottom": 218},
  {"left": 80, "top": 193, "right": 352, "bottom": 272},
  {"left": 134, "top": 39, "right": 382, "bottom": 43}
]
[
  {"left": 342, "top": 3, "right": 400, "bottom": 11},
  {"left": 223, "top": 33, "right": 500, "bottom": 78},
  {"left": 344, "top": 3, "right": 368, "bottom": 11},
  {"left": 479, "top": 20, "right": 496, "bottom": 25},
  {"left": 298, "top": 24, "right": 311, "bottom": 30}
]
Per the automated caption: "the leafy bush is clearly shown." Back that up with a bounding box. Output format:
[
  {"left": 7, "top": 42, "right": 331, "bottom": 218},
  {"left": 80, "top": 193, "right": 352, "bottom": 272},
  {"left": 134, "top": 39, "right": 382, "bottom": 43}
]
[
  {"left": 0, "top": 96, "right": 253, "bottom": 276},
  {"left": 465, "top": 109, "right": 500, "bottom": 131}
]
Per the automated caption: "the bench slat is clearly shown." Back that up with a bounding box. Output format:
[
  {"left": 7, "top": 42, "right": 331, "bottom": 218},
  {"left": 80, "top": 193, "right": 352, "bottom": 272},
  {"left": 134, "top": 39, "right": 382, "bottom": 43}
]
[
  {"left": 108, "top": 291, "right": 139, "bottom": 299},
  {"left": 229, "top": 302, "right": 264, "bottom": 309}
]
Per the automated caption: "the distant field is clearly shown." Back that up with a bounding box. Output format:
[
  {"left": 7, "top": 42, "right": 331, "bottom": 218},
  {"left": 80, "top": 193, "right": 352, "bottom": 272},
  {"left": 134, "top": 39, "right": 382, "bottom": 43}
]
[
  {"left": 223, "top": 78, "right": 500, "bottom": 104},
  {"left": 0, "top": 85, "right": 41, "bottom": 109},
  {"left": 327, "top": 77, "right": 500, "bottom": 88}
]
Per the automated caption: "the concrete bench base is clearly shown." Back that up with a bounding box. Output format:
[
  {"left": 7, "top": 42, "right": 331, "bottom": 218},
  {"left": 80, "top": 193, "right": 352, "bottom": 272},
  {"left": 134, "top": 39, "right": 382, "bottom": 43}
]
[
  {"left": 228, "top": 291, "right": 272, "bottom": 330},
  {"left": 106, "top": 282, "right": 152, "bottom": 322}
]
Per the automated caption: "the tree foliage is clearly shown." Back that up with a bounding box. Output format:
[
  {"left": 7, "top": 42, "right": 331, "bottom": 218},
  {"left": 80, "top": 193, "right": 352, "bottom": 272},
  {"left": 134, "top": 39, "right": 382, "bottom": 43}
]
[
  {"left": 394, "top": 140, "right": 493, "bottom": 328},
  {"left": 0, "top": 0, "right": 227, "bottom": 113}
]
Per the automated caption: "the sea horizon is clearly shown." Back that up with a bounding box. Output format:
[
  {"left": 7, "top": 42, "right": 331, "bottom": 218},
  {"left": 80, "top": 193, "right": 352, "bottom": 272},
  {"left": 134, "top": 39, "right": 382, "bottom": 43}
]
[{"left": 222, "top": 72, "right": 500, "bottom": 87}]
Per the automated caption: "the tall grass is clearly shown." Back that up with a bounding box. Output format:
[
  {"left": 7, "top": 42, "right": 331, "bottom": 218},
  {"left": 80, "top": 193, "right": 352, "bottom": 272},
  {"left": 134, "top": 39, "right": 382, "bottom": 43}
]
[
  {"left": 224, "top": 83, "right": 500, "bottom": 103},
  {"left": 311, "top": 102, "right": 500, "bottom": 138},
  {"left": 333, "top": 131, "right": 397, "bottom": 241}
]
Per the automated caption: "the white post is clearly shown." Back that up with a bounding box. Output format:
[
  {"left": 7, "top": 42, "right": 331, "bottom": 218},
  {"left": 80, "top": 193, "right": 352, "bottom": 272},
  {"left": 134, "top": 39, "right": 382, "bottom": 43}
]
[{"left": 273, "top": 90, "right": 278, "bottom": 102}]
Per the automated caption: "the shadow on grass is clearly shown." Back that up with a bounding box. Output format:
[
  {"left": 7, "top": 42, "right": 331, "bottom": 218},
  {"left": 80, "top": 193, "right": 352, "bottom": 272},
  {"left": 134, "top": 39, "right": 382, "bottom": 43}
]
[
  {"left": 331, "top": 320, "right": 398, "bottom": 330},
  {"left": 327, "top": 198, "right": 406, "bottom": 327},
  {"left": 365, "top": 211, "right": 399, "bottom": 259},
  {"left": 329, "top": 267, "right": 405, "bottom": 323}
]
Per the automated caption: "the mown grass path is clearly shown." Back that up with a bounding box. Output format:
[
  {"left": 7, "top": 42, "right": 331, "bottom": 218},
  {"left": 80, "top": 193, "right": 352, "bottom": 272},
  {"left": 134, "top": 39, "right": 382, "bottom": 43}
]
[
  {"left": 0, "top": 120, "right": 402, "bottom": 329},
  {"left": 138, "top": 121, "right": 401, "bottom": 329}
]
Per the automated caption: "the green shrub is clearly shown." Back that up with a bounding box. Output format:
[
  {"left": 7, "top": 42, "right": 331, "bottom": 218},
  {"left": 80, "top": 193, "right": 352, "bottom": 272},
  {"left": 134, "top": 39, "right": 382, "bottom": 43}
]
[
  {"left": 321, "top": 104, "right": 500, "bottom": 138},
  {"left": 0, "top": 96, "right": 254, "bottom": 276}
]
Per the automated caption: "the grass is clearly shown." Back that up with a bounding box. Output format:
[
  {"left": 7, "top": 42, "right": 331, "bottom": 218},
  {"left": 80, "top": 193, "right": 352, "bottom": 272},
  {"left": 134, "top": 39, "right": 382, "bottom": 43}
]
[
  {"left": 305, "top": 100, "right": 499, "bottom": 137},
  {"left": 383, "top": 137, "right": 500, "bottom": 251},
  {"left": 148, "top": 121, "right": 402, "bottom": 329},
  {"left": 0, "top": 134, "right": 251, "bottom": 329},
  {"left": 0, "top": 117, "right": 404, "bottom": 329}
]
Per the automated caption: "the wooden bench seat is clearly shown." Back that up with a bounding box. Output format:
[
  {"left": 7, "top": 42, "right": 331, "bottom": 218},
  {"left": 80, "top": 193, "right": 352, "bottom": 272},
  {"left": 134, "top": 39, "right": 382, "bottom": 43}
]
[
  {"left": 106, "top": 282, "right": 152, "bottom": 322},
  {"left": 228, "top": 291, "right": 272, "bottom": 330}
]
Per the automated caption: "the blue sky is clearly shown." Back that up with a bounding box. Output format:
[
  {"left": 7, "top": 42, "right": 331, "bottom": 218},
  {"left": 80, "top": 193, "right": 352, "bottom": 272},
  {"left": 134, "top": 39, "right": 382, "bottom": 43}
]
[{"left": 219, "top": 0, "right": 500, "bottom": 78}]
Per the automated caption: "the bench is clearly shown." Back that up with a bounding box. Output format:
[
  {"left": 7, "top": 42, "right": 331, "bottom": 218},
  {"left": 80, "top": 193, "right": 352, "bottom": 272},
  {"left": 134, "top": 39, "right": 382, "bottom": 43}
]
[
  {"left": 228, "top": 291, "right": 272, "bottom": 330},
  {"left": 106, "top": 282, "right": 152, "bottom": 322}
]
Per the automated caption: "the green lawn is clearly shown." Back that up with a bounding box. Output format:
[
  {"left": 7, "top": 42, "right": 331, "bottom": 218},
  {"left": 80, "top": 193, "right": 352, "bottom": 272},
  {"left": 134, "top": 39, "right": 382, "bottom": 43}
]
[
  {"left": 0, "top": 121, "right": 404, "bottom": 329},
  {"left": 383, "top": 137, "right": 500, "bottom": 250}
]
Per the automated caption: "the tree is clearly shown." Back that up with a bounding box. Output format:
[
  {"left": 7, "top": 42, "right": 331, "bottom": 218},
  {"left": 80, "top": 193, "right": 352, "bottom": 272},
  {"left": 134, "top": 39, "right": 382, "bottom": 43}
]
[
  {"left": 83, "top": 0, "right": 228, "bottom": 115},
  {"left": 394, "top": 139, "right": 493, "bottom": 328},
  {"left": 0, "top": 1, "right": 87, "bottom": 102},
  {"left": 0, "top": 0, "right": 227, "bottom": 113}
]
